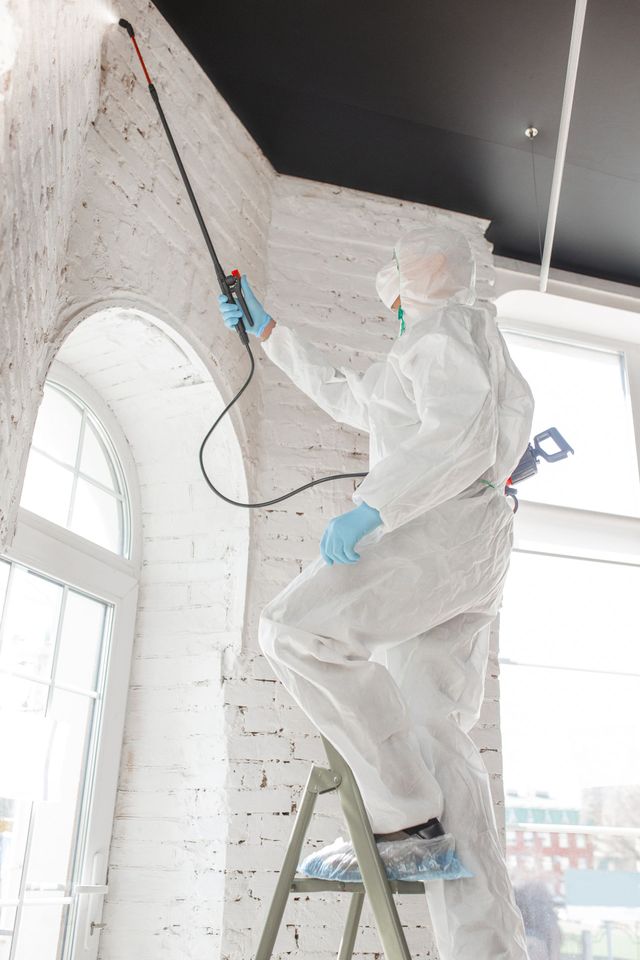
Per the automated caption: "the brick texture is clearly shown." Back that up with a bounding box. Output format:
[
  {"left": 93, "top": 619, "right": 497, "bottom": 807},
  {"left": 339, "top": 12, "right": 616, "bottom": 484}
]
[{"left": 1, "top": 3, "right": 509, "bottom": 958}]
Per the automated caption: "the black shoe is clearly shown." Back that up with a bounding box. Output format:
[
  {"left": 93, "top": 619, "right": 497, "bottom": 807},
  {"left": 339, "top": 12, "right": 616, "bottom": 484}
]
[{"left": 374, "top": 816, "right": 446, "bottom": 843}]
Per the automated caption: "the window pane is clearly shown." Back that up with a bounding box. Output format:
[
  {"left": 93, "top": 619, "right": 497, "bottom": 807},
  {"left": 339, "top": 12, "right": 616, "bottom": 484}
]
[
  {"left": 0, "top": 568, "right": 63, "bottom": 680},
  {"left": 55, "top": 591, "right": 107, "bottom": 691},
  {"left": 0, "top": 677, "right": 48, "bottom": 905},
  {"left": 503, "top": 332, "right": 640, "bottom": 516},
  {"left": 69, "top": 480, "right": 122, "bottom": 553},
  {"left": 30, "top": 385, "right": 82, "bottom": 466},
  {"left": 20, "top": 380, "right": 130, "bottom": 556},
  {"left": 501, "top": 664, "right": 639, "bottom": 806},
  {"left": 501, "top": 550, "right": 640, "bottom": 959},
  {"left": 12, "top": 904, "right": 68, "bottom": 960},
  {"left": 80, "top": 421, "right": 117, "bottom": 490},
  {"left": 20, "top": 451, "right": 74, "bottom": 528},
  {"left": 500, "top": 553, "right": 640, "bottom": 675},
  {"left": 24, "top": 690, "right": 93, "bottom": 899},
  {"left": 0, "top": 797, "right": 30, "bottom": 903},
  {"left": 0, "top": 676, "right": 48, "bottom": 718}
]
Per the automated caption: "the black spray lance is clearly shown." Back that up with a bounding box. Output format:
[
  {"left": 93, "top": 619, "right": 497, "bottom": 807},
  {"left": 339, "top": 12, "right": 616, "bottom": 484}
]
[
  {"left": 118, "top": 19, "right": 253, "bottom": 345},
  {"left": 118, "top": 19, "right": 368, "bottom": 507},
  {"left": 118, "top": 20, "right": 573, "bottom": 511}
]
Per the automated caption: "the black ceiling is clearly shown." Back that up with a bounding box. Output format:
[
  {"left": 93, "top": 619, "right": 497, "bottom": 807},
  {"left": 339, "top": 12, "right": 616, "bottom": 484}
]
[{"left": 151, "top": 0, "right": 640, "bottom": 288}]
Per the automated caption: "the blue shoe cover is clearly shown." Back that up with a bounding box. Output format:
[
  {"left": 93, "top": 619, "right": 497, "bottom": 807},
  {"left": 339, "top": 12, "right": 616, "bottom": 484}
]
[{"left": 298, "top": 832, "right": 473, "bottom": 883}]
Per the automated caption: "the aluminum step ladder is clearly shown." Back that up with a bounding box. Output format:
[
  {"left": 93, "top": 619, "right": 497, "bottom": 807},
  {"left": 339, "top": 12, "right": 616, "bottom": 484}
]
[{"left": 255, "top": 736, "right": 427, "bottom": 960}]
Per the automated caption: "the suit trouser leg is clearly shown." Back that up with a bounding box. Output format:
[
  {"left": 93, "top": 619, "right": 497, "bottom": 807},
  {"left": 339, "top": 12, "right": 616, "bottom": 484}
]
[
  {"left": 383, "top": 614, "right": 529, "bottom": 960},
  {"left": 259, "top": 546, "right": 444, "bottom": 833},
  {"left": 258, "top": 498, "right": 513, "bottom": 834}
]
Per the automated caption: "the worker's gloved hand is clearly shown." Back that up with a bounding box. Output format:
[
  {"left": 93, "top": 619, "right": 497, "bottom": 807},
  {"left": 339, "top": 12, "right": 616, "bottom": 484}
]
[
  {"left": 218, "top": 276, "right": 272, "bottom": 337},
  {"left": 320, "top": 502, "right": 382, "bottom": 565}
]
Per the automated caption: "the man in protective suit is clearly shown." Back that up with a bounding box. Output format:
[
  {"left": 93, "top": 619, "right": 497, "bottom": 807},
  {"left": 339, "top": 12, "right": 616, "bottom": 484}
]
[{"left": 219, "top": 224, "right": 534, "bottom": 960}]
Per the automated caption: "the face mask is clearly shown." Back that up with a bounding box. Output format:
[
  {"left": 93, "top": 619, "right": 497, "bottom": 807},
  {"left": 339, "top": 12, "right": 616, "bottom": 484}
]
[{"left": 375, "top": 258, "right": 400, "bottom": 310}]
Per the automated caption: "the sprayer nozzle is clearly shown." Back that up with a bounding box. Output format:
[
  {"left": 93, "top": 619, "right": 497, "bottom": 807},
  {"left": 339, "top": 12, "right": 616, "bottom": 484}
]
[{"left": 119, "top": 18, "right": 135, "bottom": 36}]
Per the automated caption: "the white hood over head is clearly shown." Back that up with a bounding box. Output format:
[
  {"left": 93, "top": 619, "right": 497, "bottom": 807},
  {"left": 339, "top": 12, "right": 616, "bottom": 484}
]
[{"left": 375, "top": 225, "right": 477, "bottom": 313}]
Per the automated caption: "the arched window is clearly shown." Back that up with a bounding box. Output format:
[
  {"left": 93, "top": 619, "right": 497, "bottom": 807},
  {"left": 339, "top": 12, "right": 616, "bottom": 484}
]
[
  {"left": 20, "top": 381, "right": 131, "bottom": 557},
  {"left": 0, "top": 364, "right": 139, "bottom": 960}
]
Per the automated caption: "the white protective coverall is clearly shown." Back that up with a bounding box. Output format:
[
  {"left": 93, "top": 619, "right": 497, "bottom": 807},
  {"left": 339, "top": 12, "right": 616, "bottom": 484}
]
[{"left": 258, "top": 225, "right": 534, "bottom": 960}]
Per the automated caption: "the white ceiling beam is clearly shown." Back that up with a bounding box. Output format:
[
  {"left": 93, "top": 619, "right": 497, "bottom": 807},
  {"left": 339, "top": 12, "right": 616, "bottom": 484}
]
[{"left": 539, "top": 0, "right": 589, "bottom": 293}]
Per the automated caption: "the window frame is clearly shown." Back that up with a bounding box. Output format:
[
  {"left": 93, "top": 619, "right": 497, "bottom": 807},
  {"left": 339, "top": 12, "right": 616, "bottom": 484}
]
[
  {"left": 496, "top": 295, "right": 640, "bottom": 564},
  {"left": 2, "top": 361, "right": 141, "bottom": 960},
  {"left": 20, "top": 363, "right": 142, "bottom": 566},
  {"left": 495, "top": 286, "right": 640, "bottom": 840}
]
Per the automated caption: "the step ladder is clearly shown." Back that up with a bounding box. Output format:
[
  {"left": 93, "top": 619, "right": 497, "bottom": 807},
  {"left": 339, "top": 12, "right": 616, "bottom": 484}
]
[{"left": 255, "top": 736, "right": 427, "bottom": 960}]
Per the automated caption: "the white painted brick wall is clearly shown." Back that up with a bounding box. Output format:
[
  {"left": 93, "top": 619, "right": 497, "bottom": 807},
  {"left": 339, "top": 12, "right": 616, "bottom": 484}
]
[
  {"left": 57, "top": 309, "right": 250, "bottom": 960},
  {"left": 0, "top": 0, "right": 104, "bottom": 544},
  {"left": 2, "top": 2, "right": 511, "bottom": 958}
]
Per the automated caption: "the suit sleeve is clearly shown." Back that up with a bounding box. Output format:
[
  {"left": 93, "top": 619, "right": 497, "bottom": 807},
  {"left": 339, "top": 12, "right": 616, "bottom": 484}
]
[
  {"left": 261, "top": 323, "right": 376, "bottom": 432},
  {"left": 352, "top": 318, "right": 499, "bottom": 532}
]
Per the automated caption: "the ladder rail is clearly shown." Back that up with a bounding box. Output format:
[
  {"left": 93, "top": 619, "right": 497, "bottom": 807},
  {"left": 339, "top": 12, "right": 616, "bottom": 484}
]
[
  {"left": 255, "top": 738, "right": 418, "bottom": 960},
  {"left": 254, "top": 764, "right": 326, "bottom": 960},
  {"left": 321, "top": 737, "right": 413, "bottom": 960}
]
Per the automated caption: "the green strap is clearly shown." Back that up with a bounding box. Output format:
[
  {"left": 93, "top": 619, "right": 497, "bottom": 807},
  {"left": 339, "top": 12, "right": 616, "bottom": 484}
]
[{"left": 398, "top": 306, "right": 406, "bottom": 337}]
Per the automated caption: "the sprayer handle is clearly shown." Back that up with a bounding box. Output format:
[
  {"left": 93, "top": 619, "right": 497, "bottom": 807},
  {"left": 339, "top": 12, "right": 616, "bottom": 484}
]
[
  {"left": 218, "top": 273, "right": 250, "bottom": 345},
  {"left": 230, "top": 270, "right": 255, "bottom": 329}
]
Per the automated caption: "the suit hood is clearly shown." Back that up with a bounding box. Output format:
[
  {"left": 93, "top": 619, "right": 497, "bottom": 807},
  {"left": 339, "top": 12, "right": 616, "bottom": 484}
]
[{"left": 375, "top": 226, "right": 477, "bottom": 313}]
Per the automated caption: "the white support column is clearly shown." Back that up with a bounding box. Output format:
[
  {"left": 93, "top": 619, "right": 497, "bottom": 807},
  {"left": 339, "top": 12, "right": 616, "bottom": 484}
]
[{"left": 539, "top": 0, "right": 589, "bottom": 293}]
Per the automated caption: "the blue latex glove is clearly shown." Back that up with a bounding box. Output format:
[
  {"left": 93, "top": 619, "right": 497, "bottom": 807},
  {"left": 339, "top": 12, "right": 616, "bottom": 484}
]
[
  {"left": 217, "top": 275, "right": 271, "bottom": 337},
  {"left": 320, "top": 502, "right": 382, "bottom": 565}
]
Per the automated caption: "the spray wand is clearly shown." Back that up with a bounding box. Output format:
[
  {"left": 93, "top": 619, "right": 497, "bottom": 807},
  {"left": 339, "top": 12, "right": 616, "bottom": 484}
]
[
  {"left": 118, "top": 19, "right": 253, "bottom": 346},
  {"left": 118, "top": 19, "right": 368, "bottom": 508},
  {"left": 117, "top": 22, "right": 573, "bottom": 513}
]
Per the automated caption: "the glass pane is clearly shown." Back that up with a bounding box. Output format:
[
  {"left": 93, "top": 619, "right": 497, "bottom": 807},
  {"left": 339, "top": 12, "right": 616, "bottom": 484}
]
[
  {"left": 0, "top": 676, "right": 48, "bottom": 717},
  {"left": 0, "top": 567, "right": 63, "bottom": 679},
  {"left": 501, "top": 664, "right": 639, "bottom": 806},
  {"left": 21, "top": 380, "right": 130, "bottom": 554},
  {"left": 503, "top": 332, "right": 640, "bottom": 516},
  {"left": 12, "top": 903, "right": 68, "bottom": 960},
  {"left": 55, "top": 591, "right": 107, "bottom": 691},
  {"left": 24, "top": 690, "right": 93, "bottom": 899},
  {"left": 80, "top": 421, "right": 116, "bottom": 490},
  {"left": 30, "top": 384, "right": 82, "bottom": 466},
  {"left": 0, "top": 677, "right": 48, "bottom": 904},
  {"left": 501, "top": 550, "right": 640, "bottom": 959},
  {"left": 0, "top": 797, "right": 30, "bottom": 902},
  {"left": 0, "top": 682, "right": 54, "bottom": 819},
  {"left": 69, "top": 479, "right": 122, "bottom": 554},
  {"left": 500, "top": 553, "right": 640, "bottom": 675},
  {"left": 20, "top": 450, "right": 74, "bottom": 528},
  {"left": 0, "top": 906, "right": 16, "bottom": 960}
]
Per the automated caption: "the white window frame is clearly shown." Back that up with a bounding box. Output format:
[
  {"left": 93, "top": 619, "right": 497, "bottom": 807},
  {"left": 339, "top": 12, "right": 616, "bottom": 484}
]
[
  {"left": 2, "top": 361, "right": 141, "bottom": 960},
  {"left": 497, "top": 290, "right": 640, "bottom": 565},
  {"left": 495, "top": 279, "right": 640, "bottom": 846}
]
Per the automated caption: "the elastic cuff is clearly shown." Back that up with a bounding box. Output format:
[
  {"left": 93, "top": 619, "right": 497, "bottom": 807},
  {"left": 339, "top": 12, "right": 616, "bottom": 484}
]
[{"left": 256, "top": 314, "right": 272, "bottom": 337}]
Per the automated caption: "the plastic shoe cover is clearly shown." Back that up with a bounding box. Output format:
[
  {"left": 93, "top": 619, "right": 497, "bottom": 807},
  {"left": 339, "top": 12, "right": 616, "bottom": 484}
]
[{"left": 298, "top": 832, "right": 473, "bottom": 884}]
